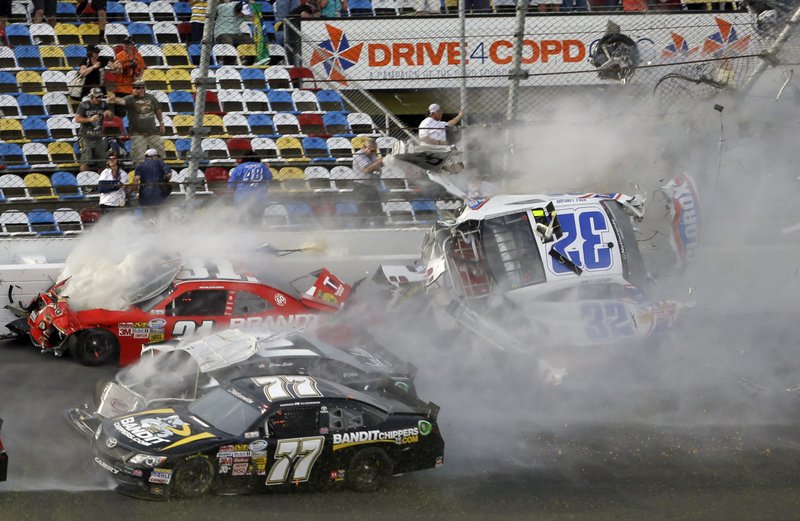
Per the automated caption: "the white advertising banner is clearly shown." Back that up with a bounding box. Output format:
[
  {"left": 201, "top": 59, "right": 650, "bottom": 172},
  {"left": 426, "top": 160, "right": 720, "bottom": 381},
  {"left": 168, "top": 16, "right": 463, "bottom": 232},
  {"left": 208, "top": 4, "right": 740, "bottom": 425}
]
[{"left": 300, "top": 13, "right": 763, "bottom": 89}]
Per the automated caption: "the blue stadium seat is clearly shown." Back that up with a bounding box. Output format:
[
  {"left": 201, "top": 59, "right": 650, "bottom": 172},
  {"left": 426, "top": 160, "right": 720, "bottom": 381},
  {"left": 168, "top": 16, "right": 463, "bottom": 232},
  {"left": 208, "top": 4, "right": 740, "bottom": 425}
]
[
  {"left": 0, "top": 72, "right": 18, "bottom": 94},
  {"left": 128, "top": 22, "right": 155, "bottom": 45},
  {"left": 173, "top": 1, "right": 192, "bottom": 22},
  {"left": 285, "top": 203, "right": 314, "bottom": 226},
  {"left": 0, "top": 143, "right": 27, "bottom": 169},
  {"left": 323, "top": 112, "right": 354, "bottom": 137},
  {"left": 411, "top": 199, "right": 440, "bottom": 223},
  {"left": 14, "top": 46, "right": 44, "bottom": 69},
  {"left": 302, "top": 137, "right": 334, "bottom": 163},
  {"left": 17, "top": 94, "right": 47, "bottom": 117},
  {"left": 51, "top": 171, "right": 85, "bottom": 200},
  {"left": 5, "top": 24, "right": 32, "bottom": 46},
  {"left": 247, "top": 114, "right": 278, "bottom": 137},
  {"left": 267, "top": 89, "right": 296, "bottom": 113},
  {"left": 175, "top": 138, "right": 192, "bottom": 159},
  {"left": 348, "top": 0, "right": 374, "bottom": 15},
  {"left": 65, "top": 45, "right": 88, "bottom": 68},
  {"left": 56, "top": 2, "right": 79, "bottom": 22},
  {"left": 259, "top": 1, "right": 274, "bottom": 19},
  {"left": 240, "top": 68, "right": 267, "bottom": 90},
  {"left": 106, "top": 1, "right": 128, "bottom": 22},
  {"left": 316, "top": 90, "right": 346, "bottom": 112},
  {"left": 169, "top": 90, "right": 194, "bottom": 113},
  {"left": 27, "top": 209, "right": 64, "bottom": 236},
  {"left": 22, "top": 117, "right": 50, "bottom": 141}
]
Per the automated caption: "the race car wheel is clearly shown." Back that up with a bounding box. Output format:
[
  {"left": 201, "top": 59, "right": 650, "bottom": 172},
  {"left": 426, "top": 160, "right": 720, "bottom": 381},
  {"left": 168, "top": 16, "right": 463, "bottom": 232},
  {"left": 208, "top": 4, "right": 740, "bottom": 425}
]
[
  {"left": 73, "top": 329, "right": 119, "bottom": 366},
  {"left": 171, "top": 456, "right": 215, "bottom": 498},
  {"left": 346, "top": 447, "right": 393, "bottom": 493}
]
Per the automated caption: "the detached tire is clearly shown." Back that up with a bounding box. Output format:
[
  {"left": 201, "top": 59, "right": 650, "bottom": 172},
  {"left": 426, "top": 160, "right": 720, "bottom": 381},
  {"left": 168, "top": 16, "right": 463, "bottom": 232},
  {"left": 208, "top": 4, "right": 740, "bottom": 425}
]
[
  {"left": 346, "top": 447, "right": 393, "bottom": 492},
  {"left": 171, "top": 456, "right": 215, "bottom": 498},
  {"left": 73, "top": 329, "right": 119, "bottom": 366}
]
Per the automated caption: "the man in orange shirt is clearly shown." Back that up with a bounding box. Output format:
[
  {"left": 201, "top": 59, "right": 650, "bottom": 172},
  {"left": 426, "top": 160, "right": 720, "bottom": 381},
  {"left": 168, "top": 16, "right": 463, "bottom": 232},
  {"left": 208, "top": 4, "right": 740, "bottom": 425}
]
[{"left": 112, "top": 37, "right": 145, "bottom": 117}]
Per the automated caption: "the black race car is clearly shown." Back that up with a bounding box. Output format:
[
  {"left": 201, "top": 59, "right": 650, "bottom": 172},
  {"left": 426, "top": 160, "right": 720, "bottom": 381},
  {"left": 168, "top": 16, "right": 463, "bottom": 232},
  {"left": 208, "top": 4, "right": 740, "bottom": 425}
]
[
  {"left": 92, "top": 375, "right": 443, "bottom": 498},
  {"left": 68, "top": 328, "right": 417, "bottom": 438},
  {"left": 0, "top": 418, "right": 7, "bottom": 482}
]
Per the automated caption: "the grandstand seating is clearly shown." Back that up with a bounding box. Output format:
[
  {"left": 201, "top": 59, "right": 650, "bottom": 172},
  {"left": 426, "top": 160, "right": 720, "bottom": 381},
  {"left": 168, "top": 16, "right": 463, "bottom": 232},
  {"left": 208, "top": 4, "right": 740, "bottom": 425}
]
[{"left": 0, "top": 11, "right": 445, "bottom": 233}]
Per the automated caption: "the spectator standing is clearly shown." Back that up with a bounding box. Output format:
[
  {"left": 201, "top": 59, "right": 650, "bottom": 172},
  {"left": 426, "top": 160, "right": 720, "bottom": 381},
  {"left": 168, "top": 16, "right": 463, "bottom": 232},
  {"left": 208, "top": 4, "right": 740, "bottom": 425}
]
[
  {"left": 75, "top": 87, "right": 113, "bottom": 172},
  {"left": 351, "top": 137, "right": 384, "bottom": 227},
  {"left": 78, "top": 45, "right": 110, "bottom": 99},
  {"left": 112, "top": 37, "right": 145, "bottom": 117},
  {"left": 419, "top": 103, "right": 463, "bottom": 146},
  {"left": 190, "top": 0, "right": 207, "bottom": 43},
  {"left": 414, "top": 0, "right": 441, "bottom": 14},
  {"left": 536, "top": 0, "right": 561, "bottom": 11},
  {"left": 0, "top": 1, "right": 10, "bottom": 46},
  {"left": 98, "top": 154, "right": 130, "bottom": 211},
  {"left": 32, "top": 0, "right": 56, "bottom": 26},
  {"left": 320, "top": 0, "right": 348, "bottom": 17},
  {"left": 274, "top": 0, "right": 302, "bottom": 21},
  {"left": 215, "top": 0, "right": 253, "bottom": 46},
  {"left": 227, "top": 151, "right": 272, "bottom": 220},
  {"left": 134, "top": 149, "right": 172, "bottom": 210},
  {"left": 76, "top": 0, "right": 108, "bottom": 41},
  {"left": 464, "top": 0, "right": 491, "bottom": 12},
  {"left": 108, "top": 81, "right": 165, "bottom": 164}
]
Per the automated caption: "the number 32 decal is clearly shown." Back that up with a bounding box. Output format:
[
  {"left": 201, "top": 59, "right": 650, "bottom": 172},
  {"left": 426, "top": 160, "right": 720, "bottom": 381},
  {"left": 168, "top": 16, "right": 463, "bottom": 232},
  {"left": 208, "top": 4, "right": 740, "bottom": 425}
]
[
  {"left": 549, "top": 210, "right": 613, "bottom": 274},
  {"left": 581, "top": 302, "right": 635, "bottom": 340}
]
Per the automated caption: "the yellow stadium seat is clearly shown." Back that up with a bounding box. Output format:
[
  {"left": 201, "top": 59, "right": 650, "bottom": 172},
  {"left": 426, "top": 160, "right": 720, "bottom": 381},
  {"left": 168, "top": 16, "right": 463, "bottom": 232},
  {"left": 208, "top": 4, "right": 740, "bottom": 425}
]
[
  {"left": 55, "top": 23, "right": 82, "bottom": 45},
  {"left": 0, "top": 119, "right": 24, "bottom": 142},
  {"left": 24, "top": 173, "right": 58, "bottom": 201},
  {"left": 162, "top": 43, "right": 191, "bottom": 68},
  {"left": 276, "top": 136, "right": 308, "bottom": 163},
  {"left": 16, "top": 71, "right": 44, "bottom": 95},
  {"left": 78, "top": 23, "right": 101, "bottom": 45},
  {"left": 166, "top": 69, "right": 193, "bottom": 92},
  {"left": 172, "top": 114, "right": 195, "bottom": 136},
  {"left": 275, "top": 166, "right": 308, "bottom": 191},
  {"left": 39, "top": 45, "right": 68, "bottom": 69},
  {"left": 141, "top": 69, "right": 168, "bottom": 91},
  {"left": 202, "top": 114, "right": 225, "bottom": 136}
]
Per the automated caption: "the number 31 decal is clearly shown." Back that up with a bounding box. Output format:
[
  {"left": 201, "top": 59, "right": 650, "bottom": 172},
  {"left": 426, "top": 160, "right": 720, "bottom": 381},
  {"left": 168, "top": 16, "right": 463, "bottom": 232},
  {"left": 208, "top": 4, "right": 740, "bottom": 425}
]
[{"left": 549, "top": 210, "right": 613, "bottom": 275}]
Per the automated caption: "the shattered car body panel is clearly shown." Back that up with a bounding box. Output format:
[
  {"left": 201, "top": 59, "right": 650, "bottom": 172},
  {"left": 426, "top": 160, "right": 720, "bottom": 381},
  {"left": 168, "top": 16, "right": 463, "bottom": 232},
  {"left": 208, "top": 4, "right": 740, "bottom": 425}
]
[
  {"left": 24, "top": 259, "right": 352, "bottom": 367},
  {"left": 67, "top": 328, "right": 418, "bottom": 438},
  {"left": 378, "top": 174, "right": 700, "bottom": 356}
]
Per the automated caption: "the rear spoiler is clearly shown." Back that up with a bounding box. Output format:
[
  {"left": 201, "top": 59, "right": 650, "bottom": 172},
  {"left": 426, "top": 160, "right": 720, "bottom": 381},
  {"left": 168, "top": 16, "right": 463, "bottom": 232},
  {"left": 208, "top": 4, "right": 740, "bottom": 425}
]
[
  {"left": 377, "top": 376, "right": 439, "bottom": 421},
  {"left": 300, "top": 269, "right": 352, "bottom": 312}
]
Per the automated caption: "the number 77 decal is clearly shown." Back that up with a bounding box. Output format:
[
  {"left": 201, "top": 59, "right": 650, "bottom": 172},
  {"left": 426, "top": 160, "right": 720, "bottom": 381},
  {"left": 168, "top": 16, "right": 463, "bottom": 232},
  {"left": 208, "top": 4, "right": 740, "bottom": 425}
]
[{"left": 266, "top": 436, "right": 325, "bottom": 485}]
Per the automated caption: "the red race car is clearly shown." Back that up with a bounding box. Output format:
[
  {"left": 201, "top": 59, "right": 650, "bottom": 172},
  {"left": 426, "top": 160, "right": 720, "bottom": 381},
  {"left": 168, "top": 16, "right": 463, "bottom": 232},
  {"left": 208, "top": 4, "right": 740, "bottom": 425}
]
[{"left": 23, "top": 258, "right": 352, "bottom": 367}]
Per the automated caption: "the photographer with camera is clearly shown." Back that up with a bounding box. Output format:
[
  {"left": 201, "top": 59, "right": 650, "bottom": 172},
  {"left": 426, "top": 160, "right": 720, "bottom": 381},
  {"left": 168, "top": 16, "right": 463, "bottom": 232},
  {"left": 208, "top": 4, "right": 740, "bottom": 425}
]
[{"left": 75, "top": 87, "right": 114, "bottom": 173}]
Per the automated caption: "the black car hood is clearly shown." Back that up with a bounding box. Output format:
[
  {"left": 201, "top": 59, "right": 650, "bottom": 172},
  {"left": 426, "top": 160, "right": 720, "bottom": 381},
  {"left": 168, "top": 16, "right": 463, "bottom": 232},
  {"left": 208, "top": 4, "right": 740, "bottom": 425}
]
[{"left": 101, "top": 407, "right": 228, "bottom": 454}]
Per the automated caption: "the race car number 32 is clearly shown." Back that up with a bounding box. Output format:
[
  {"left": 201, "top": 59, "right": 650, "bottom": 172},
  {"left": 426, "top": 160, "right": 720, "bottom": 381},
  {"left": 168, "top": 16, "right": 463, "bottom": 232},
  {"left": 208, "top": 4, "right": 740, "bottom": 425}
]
[{"left": 549, "top": 210, "right": 612, "bottom": 274}]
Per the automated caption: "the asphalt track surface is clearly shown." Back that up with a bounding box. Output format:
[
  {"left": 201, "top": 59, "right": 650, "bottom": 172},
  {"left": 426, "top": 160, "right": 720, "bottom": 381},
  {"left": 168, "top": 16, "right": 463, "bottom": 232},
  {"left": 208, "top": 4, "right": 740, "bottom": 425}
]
[
  {"left": 3, "top": 305, "right": 800, "bottom": 521},
  {"left": 1, "top": 224, "right": 800, "bottom": 520}
]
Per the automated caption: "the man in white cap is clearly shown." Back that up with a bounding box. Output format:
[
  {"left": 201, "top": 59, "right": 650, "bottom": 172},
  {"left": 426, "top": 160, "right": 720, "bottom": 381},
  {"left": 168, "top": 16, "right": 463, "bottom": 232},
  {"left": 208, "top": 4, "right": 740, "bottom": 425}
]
[
  {"left": 419, "top": 103, "right": 463, "bottom": 146},
  {"left": 134, "top": 148, "right": 172, "bottom": 210}
]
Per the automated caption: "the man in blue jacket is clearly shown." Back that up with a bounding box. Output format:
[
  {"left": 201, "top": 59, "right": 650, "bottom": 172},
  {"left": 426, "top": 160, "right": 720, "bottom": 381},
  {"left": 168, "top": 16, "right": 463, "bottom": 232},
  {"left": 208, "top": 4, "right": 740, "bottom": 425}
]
[
  {"left": 227, "top": 151, "right": 272, "bottom": 220},
  {"left": 134, "top": 148, "right": 172, "bottom": 211}
]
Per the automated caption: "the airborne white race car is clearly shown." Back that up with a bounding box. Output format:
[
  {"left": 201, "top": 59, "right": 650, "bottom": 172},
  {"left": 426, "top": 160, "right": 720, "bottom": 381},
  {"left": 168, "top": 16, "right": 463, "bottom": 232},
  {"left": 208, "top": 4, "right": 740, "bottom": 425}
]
[{"left": 376, "top": 174, "right": 701, "bottom": 381}]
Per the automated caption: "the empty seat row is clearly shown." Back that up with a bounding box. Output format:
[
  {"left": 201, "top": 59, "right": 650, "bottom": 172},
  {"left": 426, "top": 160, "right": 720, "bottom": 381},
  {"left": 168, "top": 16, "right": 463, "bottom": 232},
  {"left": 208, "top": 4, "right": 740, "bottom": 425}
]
[
  {"left": 0, "top": 66, "right": 322, "bottom": 99},
  {"left": 262, "top": 198, "right": 441, "bottom": 229},
  {"left": 0, "top": 42, "right": 288, "bottom": 71},
  {"left": 0, "top": 208, "right": 85, "bottom": 236}
]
